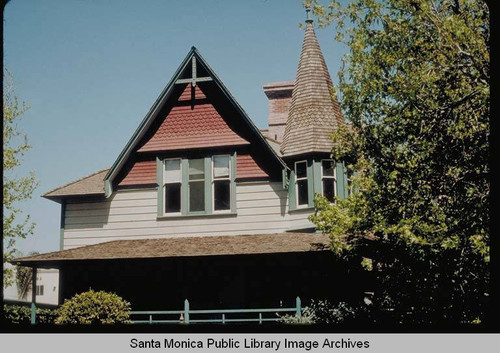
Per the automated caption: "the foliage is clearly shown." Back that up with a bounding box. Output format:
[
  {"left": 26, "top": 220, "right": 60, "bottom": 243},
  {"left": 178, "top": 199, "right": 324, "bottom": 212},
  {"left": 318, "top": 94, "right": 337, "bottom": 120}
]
[
  {"left": 3, "top": 70, "right": 38, "bottom": 287},
  {"left": 308, "top": 300, "right": 358, "bottom": 324},
  {"left": 15, "top": 265, "right": 33, "bottom": 300},
  {"left": 55, "top": 289, "right": 131, "bottom": 324},
  {"left": 279, "top": 307, "right": 316, "bottom": 324},
  {"left": 279, "top": 300, "right": 363, "bottom": 324},
  {"left": 307, "top": 0, "right": 489, "bottom": 324},
  {"left": 14, "top": 252, "right": 40, "bottom": 300},
  {"left": 3, "top": 304, "right": 59, "bottom": 324}
]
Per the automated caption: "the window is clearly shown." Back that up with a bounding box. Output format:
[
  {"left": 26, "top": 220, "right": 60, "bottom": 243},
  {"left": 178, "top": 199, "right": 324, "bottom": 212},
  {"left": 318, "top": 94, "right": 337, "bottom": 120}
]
[
  {"left": 213, "top": 155, "right": 231, "bottom": 211},
  {"left": 322, "top": 160, "right": 336, "bottom": 202},
  {"left": 295, "top": 161, "right": 308, "bottom": 206},
  {"left": 159, "top": 154, "right": 235, "bottom": 216},
  {"left": 36, "top": 285, "right": 44, "bottom": 296},
  {"left": 188, "top": 159, "right": 205, "bottom": 212},
  {"left": 164, "top": 159, "right": 182, "bottom": 213}
]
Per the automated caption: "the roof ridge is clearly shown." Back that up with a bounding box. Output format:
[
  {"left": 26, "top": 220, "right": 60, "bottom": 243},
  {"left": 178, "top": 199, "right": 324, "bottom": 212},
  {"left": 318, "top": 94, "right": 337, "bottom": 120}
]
[{"left": 43, "top": 168, "right": 109, "bottom": 197}]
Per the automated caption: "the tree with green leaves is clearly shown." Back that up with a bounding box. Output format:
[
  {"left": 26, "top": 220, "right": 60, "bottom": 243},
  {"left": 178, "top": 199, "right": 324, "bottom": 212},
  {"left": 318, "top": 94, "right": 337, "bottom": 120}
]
[
  {"left": 3, "top": 71, "right": 38, "bottom": 288},
  {"left": 307, "top": 0, "right": 489, "bottom": 324}
]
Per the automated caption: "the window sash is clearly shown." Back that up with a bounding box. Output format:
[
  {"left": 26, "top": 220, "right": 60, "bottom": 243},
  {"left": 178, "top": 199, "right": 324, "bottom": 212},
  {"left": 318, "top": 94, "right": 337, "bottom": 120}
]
[
  {"left": 321, "top": 160, "right": 336, "bottom": 202},
  {"left": 163, "top": 159, "right": 182, "bottom": 214},
  {"left": 164, "top": 159, "right": 181, "bottom": 183},
  {"left": 161, "top": 155, "right": 234, "bottom": 215},
  {"left": 295, "top": 161, "right": 309, "bottom": 206},
  {"left": 189, "top": 158, "right": 205, "bottom": 181},
  {"left": 213, "top": 155, "right": 230, "bottom": 179}
]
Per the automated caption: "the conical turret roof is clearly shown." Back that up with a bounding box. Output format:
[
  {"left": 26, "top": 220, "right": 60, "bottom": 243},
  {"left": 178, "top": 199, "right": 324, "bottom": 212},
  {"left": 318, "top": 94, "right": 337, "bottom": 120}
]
[{"left": 281, "top": 14, "right": 344, "bottom": 157}]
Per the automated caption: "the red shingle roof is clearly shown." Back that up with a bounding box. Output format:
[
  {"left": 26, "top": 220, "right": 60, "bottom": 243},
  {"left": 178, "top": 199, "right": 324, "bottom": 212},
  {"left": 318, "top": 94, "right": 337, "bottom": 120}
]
[
  {"left": 236, "top": 154, "right": 269, "bottom": 179},
  {"left": 118, "top": 160, "right": 156, "bottom": 186},
  {"left": 138, "top": 84, "right": 250, "bottom": 152}
]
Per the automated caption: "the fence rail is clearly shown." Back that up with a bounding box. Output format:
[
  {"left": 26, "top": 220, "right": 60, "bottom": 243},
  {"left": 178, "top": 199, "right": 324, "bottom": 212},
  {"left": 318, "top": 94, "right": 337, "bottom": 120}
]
[{"left": 130, "top": 297, "right": 302, "bottom": 324}]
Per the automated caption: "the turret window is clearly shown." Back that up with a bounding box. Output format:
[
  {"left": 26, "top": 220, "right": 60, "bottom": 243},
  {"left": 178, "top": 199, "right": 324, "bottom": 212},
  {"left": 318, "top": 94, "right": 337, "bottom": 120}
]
[
  {"left": 295, "top": 161, "right": 309, "bottom": 206},
  {"left": 321, "top": 160, "right": 336, "bottom": 202}
]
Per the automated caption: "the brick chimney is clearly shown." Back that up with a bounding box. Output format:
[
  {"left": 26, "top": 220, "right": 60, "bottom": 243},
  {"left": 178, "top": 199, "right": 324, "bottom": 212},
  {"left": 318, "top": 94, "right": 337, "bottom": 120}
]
[{"left": 263, "top": 81, "right": 294, "bottom": 143}]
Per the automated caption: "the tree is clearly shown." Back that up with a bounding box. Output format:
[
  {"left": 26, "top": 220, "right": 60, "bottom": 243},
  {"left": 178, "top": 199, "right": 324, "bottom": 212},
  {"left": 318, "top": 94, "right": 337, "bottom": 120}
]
[
  {"left": 15, "top": 251, "right": 39, "bottom": 300},
  {"left": 3, "top": 70, "right": 38, "bottom": 288},
  {"left": 307, "top": 0, "right": 489, "bottom": 324}
]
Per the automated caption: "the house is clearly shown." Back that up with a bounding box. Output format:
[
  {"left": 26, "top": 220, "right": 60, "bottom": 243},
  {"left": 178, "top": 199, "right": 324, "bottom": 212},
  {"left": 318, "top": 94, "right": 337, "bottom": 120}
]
[
  {"left": 13, "top": 10, "right": 369, "bottom": 311},
  {"left": 3, "top": 264, "right": 59, "bottom": 306}
]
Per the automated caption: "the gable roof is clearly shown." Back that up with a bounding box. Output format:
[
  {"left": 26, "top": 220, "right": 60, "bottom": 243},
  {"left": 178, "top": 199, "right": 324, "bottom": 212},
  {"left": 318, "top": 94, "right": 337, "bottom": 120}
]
[
  {"left": 12, "top": 233, "right": 330, "bottom": 266},
  {"left": 280, "top": 18, "right": 345, "bottom": 157},
  {"left": 137, "top": 84, "right": 250, "bottom": 152},
  {"left": 43, "top": 169, "right": 108, "bottom": 200},
  {"left": 104, "top": 47, "right": 286, "bottom": 197}
]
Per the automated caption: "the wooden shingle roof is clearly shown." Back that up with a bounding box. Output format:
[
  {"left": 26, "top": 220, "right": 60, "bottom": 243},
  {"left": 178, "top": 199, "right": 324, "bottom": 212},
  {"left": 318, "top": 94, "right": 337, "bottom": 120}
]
[
  {"left": 281, "top": 19, "right": 344, "bottom": 157},
  {"left": 12, "top": 233, "right": 330, "bottom": 266},
  {"left": 43, "top": 169, "right": 108, "bottom": 199}
]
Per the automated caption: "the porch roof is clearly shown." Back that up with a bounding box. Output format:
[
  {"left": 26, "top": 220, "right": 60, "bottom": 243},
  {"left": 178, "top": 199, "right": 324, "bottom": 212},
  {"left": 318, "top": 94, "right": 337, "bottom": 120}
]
[{"left": 12, "top": 233, "right": 330, "bottom": 267}]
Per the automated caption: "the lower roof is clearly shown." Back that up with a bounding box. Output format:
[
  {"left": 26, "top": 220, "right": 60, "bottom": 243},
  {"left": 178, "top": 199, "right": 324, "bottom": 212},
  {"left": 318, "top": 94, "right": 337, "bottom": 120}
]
[{"left": 12, "top": 233, "right": 330, "bottom": 267}]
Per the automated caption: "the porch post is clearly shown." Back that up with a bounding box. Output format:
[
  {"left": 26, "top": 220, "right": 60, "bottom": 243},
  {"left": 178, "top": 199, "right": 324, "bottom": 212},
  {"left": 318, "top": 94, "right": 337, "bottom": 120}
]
[
  {"left": 184, "top": 299, "right": 190, "bottom": 324},
  {"left": 296, "top": 296, "right": 301, "bottom": 318},
  {"left": 31, "top": 267, "right": 37, "bottom": 325}
]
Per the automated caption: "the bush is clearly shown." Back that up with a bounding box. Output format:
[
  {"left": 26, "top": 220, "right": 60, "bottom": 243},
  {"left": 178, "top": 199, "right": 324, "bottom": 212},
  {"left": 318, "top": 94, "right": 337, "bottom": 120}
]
[
  {"left": 279, "top": 300, "right": 368, "bottom": 325},
  {"left": 55, "top": 289, "right": 131, "bottom": 324},
  {"left": 3, "top": 304, "right": 59, "bottom": 324},
  {"left": 279, "top": 307, "right": 316, "bottom": 324},
  {"left": 309, "top": 300, "right": 358, "bottom": 324}
]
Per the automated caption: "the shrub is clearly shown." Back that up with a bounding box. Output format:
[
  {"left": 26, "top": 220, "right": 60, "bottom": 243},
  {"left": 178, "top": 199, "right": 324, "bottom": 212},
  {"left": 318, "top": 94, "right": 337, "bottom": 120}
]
[
  {"left": 55, "top": 289, "right": 131, "bottom": 324},
  {"left": 279, "top": 307, "right": 316, "bottom": 324},
  {"left": 3, "top": 304, "right": 59, "bottom": 324},
  {"left": 279, "top": 300, "right": 367, "bottom": 325},
  {"left": 309, "top": 300, "right": 357, "bottom": 324}
]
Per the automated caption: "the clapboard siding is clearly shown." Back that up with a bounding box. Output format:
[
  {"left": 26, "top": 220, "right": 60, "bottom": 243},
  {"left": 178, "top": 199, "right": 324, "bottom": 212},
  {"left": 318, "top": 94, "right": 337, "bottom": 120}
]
[
  {"left": 62, "top": 182, "right": 317, "bottom": 250},
  {"left": 63, "top": 182, "right": 303, "bottom": 249}
]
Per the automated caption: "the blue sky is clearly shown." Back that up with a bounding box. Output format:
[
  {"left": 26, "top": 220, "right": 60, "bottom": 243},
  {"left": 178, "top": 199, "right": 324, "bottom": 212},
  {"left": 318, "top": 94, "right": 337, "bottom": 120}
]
[{"left": 4, "top": 0, "right": 348, "bottom": 255}]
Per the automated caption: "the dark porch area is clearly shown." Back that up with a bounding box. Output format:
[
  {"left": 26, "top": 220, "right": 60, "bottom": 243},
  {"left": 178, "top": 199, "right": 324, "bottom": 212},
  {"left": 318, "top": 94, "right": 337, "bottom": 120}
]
[{"left": 58, "top": 252, "right": 370, "bottom": 310}]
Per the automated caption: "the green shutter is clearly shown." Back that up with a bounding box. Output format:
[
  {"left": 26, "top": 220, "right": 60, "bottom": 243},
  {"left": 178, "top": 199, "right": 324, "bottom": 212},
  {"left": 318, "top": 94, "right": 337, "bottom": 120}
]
[
  {"left": 336, "top": 161, "right": 345, "bottom": 199},
  {"left": 230, "top": 152, "right": 237, "bottom": 213},
  {"left": 289, "top": 170, "right": 297, "bottom": 210},
  {"left": 156, "top": 157, "right": 163, "bottom": 217},
  {"left": 282, "top": 168, "right": 289, "bottom": 190},
  {"left": 307, "top": 160, "right": 314, "bottom": 207},
  {"left": 59, "top": 202, "right": 66, "bottom": 250},
  {"left": 313, "top": 160, "right": 322, "bottom": 196}
]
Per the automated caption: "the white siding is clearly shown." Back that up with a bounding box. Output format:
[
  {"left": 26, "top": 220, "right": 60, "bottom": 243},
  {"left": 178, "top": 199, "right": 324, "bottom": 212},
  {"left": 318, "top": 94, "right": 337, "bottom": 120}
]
[
  {"left": 3, "top": 265, "right": 59, "bottom": 305},
  {"left": 63, "top": 182, "right": 314, "bottom": 249}
]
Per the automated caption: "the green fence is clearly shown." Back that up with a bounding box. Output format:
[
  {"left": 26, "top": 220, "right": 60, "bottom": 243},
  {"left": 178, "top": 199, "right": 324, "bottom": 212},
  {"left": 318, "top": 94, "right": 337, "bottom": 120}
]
[{"left": 130, "top": 297, "right": 302, "bottom": 324}]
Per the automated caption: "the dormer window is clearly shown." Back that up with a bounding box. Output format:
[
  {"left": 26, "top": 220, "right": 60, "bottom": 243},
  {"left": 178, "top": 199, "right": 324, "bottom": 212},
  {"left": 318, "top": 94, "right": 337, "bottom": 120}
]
[
  {"left": 158, "top": 154, "right": 236, "bottom": 217},
  {"left": 188, "top": 159, "right": 205, "bottom": 212},
  {"left": 321, "top": 160, "right": 336, "bottom": 202},
  {"left": 213, "top": 155, "right": 231, "bottom": 211},
  {"left": 164, "top": 159, "right": 182, "bottom": 213},
  {"left": 295, "top": 161, "right": 309, "bottom": 207}
]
